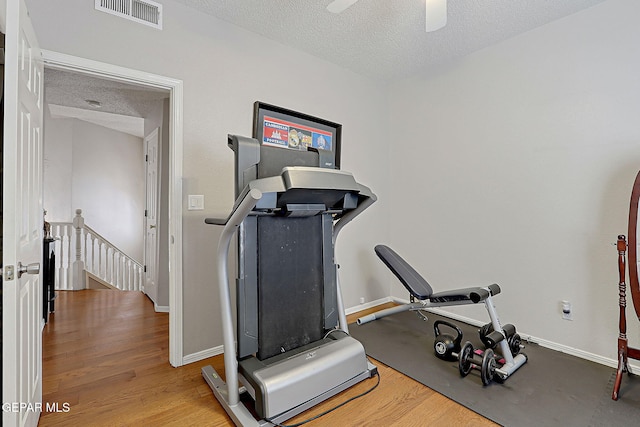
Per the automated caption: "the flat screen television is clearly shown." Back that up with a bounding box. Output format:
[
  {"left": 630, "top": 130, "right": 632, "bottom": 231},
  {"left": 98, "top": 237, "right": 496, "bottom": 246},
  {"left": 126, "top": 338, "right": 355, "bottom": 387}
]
[{"left": 252, "top": 101, "right": 342, "bottom": 169}]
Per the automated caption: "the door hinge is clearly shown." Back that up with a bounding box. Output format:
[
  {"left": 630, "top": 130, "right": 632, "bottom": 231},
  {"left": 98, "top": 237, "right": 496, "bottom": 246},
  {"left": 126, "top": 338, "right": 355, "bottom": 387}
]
[
  {"left": 4, "top": 265, "right": 15, "bottom": 281},
  {"left": 145, "top": 154, "right": 148, "bottom": 162},
  {"left": 144, "top": 265, "right": 147, "bottom": 273},
  {"left": 145, "top": 209, "right": 148, "bottom": 217}
]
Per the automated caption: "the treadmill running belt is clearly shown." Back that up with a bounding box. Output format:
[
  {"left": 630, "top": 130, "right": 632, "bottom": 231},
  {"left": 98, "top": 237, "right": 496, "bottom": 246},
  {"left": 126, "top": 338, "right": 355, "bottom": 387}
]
[{"left": 257, "top": 215, "right": 324, "bottom": 360}]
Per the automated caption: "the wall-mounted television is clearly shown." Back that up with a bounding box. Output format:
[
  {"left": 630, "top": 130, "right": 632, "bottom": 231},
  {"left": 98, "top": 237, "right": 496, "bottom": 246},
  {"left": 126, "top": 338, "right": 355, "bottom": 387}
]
[{"left": 252, "top": 101, "right": 342, "bottom": 169}]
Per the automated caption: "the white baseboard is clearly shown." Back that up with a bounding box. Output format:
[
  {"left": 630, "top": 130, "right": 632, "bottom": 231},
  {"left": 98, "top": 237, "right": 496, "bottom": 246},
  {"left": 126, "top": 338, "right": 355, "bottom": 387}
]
[
  {"left": 185, "top": 299, "right": 640, "bottom": 371},
  {"left": 154, "top": 304, "right": 169, "bottom": 313},
  {"left": 390, "top": 297, "right": 640, "bottom": 372},
  {"left": 183, "top": 300, "right": 390, "bottom": 366},
  {"left": 182, "top": 345, "right": 224, "bottom": 365},
  {"left": 345, "top": 297, "right": 394, "bottom": 316}
]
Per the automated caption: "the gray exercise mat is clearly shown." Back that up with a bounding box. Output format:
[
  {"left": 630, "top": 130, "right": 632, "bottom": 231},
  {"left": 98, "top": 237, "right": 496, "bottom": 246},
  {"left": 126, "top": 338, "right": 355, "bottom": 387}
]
[{"left": 349, "top": 311, "right": 640, "bottom": 426}]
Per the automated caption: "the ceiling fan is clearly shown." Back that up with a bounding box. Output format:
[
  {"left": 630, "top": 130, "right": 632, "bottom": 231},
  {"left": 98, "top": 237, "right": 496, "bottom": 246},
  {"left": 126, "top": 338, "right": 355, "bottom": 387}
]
[{"left": 326, "top": 0, "right": 448, "bottom": 32}]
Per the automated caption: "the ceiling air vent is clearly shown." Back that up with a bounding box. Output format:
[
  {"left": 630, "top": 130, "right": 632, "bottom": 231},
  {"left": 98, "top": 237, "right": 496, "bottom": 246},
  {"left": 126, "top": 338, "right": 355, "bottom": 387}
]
[{"left": 95, "top": 0, "right": 163, "bottom": 30}]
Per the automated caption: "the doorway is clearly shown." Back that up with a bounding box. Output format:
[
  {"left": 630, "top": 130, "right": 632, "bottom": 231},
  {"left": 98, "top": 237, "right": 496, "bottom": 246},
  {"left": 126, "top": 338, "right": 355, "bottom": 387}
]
[
  {"left": 42, "top": 50, "right": 185, "bottom": 366},
  {"left": 44, "top": 68, "right": 164, "bottom": 299},
  {"left": 0, "top": 30, "right": 5, "bottom": 369}
]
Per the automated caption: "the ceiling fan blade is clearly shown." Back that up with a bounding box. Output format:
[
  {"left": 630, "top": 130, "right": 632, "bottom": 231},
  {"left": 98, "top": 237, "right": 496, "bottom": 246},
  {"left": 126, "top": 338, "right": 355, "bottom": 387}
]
[
  {"left": 426, "top": 0, "right": 447, "bottom": 32},
  {"left": 326, "top": 0, "right": 359, "bottom": 14}
]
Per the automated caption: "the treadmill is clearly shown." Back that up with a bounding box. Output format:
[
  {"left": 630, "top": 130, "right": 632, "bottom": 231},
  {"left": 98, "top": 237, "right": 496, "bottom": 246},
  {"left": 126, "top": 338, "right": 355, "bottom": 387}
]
[{"left": 202, "top": 108, "right": 377, "bottom": 426}]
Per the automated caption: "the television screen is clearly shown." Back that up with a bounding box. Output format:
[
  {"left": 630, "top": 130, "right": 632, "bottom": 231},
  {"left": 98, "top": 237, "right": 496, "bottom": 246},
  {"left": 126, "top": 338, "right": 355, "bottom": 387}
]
[{"left": 252, "top": 102, "right": 342, "bottom": 169}]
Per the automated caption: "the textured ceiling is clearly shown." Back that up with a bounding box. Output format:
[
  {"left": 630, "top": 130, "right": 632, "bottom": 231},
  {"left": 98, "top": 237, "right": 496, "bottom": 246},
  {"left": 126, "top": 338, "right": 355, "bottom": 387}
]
[
  {"left": 170, "top": 0, "right": 607, "bottom": 81},
  {"left": 44, "top": 68, "right": 168, "bottom": 136},
  {"left": 45, "top": 69, "right": 168, "bottom": 117},
  {"left": 44, "top": 0, "right": 606, "bottom": 132}
]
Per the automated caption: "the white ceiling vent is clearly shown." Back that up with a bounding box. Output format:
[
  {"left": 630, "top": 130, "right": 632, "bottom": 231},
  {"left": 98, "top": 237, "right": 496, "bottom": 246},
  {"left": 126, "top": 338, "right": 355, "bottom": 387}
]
[{"left": 95, "top": 0, "right": 163, "bottom": 30}]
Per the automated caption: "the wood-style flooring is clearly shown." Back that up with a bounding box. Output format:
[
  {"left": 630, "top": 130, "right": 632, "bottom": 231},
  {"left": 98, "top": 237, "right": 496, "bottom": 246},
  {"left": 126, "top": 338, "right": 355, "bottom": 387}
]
[{"left": 40, "top": 290, "right": 496, "bottom": 426}]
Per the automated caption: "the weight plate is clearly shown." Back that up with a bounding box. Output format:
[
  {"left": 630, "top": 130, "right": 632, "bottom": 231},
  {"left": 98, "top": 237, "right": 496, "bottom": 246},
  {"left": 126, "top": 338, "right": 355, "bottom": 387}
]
[
  {"left": 510, "top": 333, "right": 522, "bottom": 356},
  {"left": 481, "top": 348, "right": 496, "bottom": 386},
  {"left": 458, "top": 341, "right": 474, "bottom": 377}
]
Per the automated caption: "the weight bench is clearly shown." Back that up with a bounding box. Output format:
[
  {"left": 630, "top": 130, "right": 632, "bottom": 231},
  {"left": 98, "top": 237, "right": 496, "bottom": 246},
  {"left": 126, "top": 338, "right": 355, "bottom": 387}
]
[{"left": 358, "top": 245, "right": 527, "bottom": 383}]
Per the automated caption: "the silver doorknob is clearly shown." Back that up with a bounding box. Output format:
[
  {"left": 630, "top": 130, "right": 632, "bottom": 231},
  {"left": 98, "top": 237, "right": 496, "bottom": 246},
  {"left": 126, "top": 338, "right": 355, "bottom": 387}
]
[
  {"left": 18, "top": 262, "right": 40, "bottom": 278},
  {"left": 149, "top": 225, "right": 156, "bottom": 229}
]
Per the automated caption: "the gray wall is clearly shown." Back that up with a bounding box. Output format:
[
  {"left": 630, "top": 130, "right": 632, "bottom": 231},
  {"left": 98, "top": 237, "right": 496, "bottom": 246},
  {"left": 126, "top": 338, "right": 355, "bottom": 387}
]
[
  {"left": 26, "top": 0, "right": 391, "bottom": 357},
  {"left": 43, "top": 111, "right": 145, "bottom": 263},
  {"left": 387, "top": 0, "right": 640, "bottom": 364}
]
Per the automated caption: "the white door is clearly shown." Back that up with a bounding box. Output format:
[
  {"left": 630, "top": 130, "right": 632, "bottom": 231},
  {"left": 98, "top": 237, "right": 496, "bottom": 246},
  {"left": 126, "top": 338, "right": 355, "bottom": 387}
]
[
  {"left": 0, "top": 0, "right": 5, "bottom": 32},
  {"left": 2, "top": 0, "right": 44, "bottom": 426},
  {"left": 144, "top": 128, "right": 159, "bottom": 305}
]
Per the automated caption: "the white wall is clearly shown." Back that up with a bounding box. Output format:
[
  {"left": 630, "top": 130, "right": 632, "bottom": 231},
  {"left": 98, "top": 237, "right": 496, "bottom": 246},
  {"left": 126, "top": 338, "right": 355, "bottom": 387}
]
[
  {"left": 43, "top": 108, "right": 73, "bottom": 222},
  {"left": 26, "top": 0, "right": 391, "bottom": 357},
  {"left": 43, "top": 114, "right": 145, "bottom": 263},
  {"left": 386, "top": 0, "right": 640, "bottom": 363}
]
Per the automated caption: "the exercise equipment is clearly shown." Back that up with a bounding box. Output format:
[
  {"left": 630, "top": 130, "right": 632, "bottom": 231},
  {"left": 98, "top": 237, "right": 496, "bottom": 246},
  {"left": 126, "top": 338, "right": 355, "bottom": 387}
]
[
  {"left": 202, "top": 134, "right": 378, "bottom": 426},
  {"left": 478, "top": 322, "right": 522, "bottom": 356},
  {"left": 433, "top": 320, "right": 463, "bottom": 361},
  {"left": 358, "top": 244, "right": 527, "bottom": 385},
  {"left": 457, "top": 342, "right": 500, "bottom": 386}
]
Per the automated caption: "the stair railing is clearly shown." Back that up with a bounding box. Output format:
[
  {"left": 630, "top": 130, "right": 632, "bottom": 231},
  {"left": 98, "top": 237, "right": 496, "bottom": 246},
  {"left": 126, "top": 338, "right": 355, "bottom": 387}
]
[{"left": 49, "top": 209, "right": 144, "bottom": 291}]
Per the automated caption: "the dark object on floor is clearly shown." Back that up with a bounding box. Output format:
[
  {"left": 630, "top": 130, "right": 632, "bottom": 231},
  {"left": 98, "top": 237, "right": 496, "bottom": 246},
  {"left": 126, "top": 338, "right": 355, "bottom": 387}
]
[
  {"left": 350, "top": 310, "right": 640, "bottom": 427},
  {"left": 433, "top": 319, "right": 463, "bottom": 361},
  {"left": 359, "top": 244, "right": 526, "bottom": 385}
]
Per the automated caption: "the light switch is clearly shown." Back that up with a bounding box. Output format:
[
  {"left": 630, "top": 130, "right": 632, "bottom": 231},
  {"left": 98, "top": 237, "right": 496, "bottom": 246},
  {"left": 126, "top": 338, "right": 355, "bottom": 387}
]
[{"left": 188, "top": 194, "right": 205, "bottom": 210}]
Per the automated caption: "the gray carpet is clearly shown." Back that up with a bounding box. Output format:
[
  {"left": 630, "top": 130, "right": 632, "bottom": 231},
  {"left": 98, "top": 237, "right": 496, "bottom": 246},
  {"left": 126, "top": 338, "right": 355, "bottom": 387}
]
[{"left": 349, "top": 311, "right": 640, "bottom": 427}]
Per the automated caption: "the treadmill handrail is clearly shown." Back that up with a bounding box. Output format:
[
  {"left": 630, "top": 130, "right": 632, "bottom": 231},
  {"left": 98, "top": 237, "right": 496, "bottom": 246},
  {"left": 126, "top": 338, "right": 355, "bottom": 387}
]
[
  {"left": 205, "top": 186, "right": 260, "bottom": 226},
  {"left": 334, "top": 187, "right": 377, "bottom": 243},
  {"left": 209, "top": 187, "right": 263, "bottom": 407},
  {"left": 204, "top": 217, "right": 228, "bottom": 226}
]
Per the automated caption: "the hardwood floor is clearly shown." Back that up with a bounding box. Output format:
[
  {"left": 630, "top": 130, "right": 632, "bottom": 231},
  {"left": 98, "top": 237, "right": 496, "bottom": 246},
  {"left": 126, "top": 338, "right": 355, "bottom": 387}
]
[{"left": 40, "top": 291, "right": 496, "bottom": 426}]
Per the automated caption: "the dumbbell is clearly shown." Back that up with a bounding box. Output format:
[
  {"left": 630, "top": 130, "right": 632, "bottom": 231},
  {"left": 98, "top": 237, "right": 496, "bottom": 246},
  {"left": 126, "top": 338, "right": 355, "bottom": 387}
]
[
  {"left": 478, "top": 322, "right": 522, "bottom": 356},
  {"left": 457, "top": 341, "right": 497, "bottom": 386}
]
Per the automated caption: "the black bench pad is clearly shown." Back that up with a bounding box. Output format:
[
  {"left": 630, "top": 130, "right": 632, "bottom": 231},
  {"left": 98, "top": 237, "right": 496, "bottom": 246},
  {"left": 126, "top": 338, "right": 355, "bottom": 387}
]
[
  {"left": 375, "top": 245, "right": 500, "bottom": 303},
  {"left": 375, "top": 245, "right": 433, "bottom": 300}
]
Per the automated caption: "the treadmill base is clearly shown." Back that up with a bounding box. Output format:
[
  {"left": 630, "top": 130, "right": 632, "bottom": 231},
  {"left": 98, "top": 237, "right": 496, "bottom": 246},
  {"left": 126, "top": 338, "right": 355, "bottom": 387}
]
[{"left": 202, "top": 361, "right": 377, "bottom": 426}]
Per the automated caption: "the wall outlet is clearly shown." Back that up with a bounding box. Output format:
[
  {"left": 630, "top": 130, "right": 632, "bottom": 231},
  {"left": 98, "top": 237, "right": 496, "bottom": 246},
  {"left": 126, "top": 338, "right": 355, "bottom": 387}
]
[
  {"left": 562, "top": 301, "right": 572, "bottom": 320},
  {"left": 359, "top": 297, "right": 365, "bottom": 304}
]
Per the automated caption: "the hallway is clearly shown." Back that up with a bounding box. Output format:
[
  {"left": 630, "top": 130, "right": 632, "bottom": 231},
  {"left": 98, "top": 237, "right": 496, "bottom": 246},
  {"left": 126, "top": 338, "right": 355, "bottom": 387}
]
[{"left": 40, "top": 290, "right": 227, "bottom": 426}]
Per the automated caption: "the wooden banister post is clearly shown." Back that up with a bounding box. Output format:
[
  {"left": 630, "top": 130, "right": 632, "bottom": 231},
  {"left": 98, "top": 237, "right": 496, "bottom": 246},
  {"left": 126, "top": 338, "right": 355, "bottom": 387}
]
[{"left": 72, "top": 209, "right": 86, "bottom": 290}]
